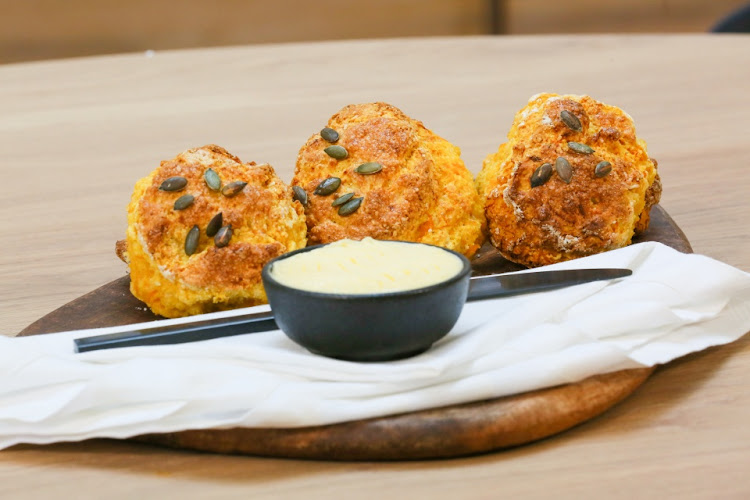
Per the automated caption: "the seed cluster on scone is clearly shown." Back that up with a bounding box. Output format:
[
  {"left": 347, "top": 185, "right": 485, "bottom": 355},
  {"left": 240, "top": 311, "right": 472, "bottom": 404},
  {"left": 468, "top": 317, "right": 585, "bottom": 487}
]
[
  {"left": 292, "top": 102, "right": 486, "bottom": 258},
  {"left": 126, "top": 144, "right": 306, "bottom": 318},
  {"left": 476, "top": 93, "right": 661, "bottom": 267}
]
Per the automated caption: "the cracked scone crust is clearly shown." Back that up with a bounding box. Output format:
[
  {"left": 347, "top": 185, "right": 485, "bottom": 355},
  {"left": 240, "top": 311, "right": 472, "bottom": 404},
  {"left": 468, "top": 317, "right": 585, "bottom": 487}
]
[
  {"left": 292, "top": 102, "right": 486, "bottom": 258},
  {"left": 476, "top": 94, "right": 661, "bottom": 268},
  {"left": 127, "top": 145, "right": 306, "bottom": 318}
]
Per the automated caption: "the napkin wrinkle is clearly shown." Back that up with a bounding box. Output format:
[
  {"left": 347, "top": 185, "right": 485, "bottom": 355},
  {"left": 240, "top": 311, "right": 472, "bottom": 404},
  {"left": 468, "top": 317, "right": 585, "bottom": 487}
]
[
  {"left": 237, "top": 382, "right": 334, "bottom": 426},
  {"left": 630, "top": 329, "right": 730, "bottom": 365},
  {"left": 267, "top": 344, "right": 643, "bottom": 428},
  {"left": 568, "top": 300, "right": 689, "bottom": 341},
  {"left": 435, "top": 281, "right": 610, "bottom": 365},
  {"left": 0, "top": 381, "right": 87, "bottom": 423},
  {"left": 80, "top": 335, "right": 444, "bottom": 382},
  {"left": 208, "top": 343, "right": 447, "bottom": 382},
  {"left": 623, "top": 240, "right": 662, "bottom": 273},
  {"left": 629, "top": 291, "right": 750, "bottom": 365},
  {"left": 31, "top": 400, "right": 189, "bottom": 435},
  {"left": 471, "top": 323, "right": 594, "bottom": 373},
  {"left": 671, "top": 306, "right": 728, "bottom": 324},
  {"left": 610, "top": 323, "right": 686, "bottom": 351}
]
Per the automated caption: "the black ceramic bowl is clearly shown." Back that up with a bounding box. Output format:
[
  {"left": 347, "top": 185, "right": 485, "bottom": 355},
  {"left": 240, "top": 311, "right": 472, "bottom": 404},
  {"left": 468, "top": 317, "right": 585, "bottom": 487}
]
[{"left": 261, "top": 242, "right": 471, "bottom": 362}]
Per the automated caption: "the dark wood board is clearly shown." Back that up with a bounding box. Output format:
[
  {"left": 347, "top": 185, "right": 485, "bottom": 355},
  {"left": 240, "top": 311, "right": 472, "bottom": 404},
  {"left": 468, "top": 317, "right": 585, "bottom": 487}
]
[{"left": 19, "top": 205, "right": 691, "bottom": 460}]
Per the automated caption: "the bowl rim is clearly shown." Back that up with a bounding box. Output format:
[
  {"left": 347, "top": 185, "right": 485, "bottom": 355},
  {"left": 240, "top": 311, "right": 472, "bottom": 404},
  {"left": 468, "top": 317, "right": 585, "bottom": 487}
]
[{"left": 261, "top": 239, "right": 472, "bottom": 302}]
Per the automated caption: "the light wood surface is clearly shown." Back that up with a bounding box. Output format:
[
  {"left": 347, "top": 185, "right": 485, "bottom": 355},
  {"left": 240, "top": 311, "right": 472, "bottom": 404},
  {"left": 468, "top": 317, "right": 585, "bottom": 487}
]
[{"left": 1, "top": 35, "right": 749, "bottom": 498}]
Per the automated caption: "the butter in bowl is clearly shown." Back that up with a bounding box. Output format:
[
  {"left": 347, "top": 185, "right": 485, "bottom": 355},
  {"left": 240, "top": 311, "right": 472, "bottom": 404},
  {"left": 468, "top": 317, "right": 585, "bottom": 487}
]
[{"left": 261, "top": 238, "right": 472, "bottom": 361}]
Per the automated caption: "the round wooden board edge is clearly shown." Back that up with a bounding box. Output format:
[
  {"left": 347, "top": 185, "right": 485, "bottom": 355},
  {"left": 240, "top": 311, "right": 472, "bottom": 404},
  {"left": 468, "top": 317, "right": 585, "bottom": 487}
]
[
  {"left": 133, "top": 367, "right": 654, "bottom": 461},
  {"left": 17, "top": 205, "right": 688, "bottom": 460}
]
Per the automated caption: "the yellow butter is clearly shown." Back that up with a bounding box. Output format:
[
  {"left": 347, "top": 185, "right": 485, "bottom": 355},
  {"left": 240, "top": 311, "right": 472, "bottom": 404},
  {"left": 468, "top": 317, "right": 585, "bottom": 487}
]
[{"left": 270, "top": 238, "right": 464, "bottom": 294}]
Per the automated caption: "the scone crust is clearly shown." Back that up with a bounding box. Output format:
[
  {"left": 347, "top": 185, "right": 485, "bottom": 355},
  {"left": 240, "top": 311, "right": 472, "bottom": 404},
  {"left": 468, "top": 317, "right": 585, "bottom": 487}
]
[
  {"left": 293, "top": 102, "right": 486, "bottom": 257},
  {"left": 127, "top": 144, "right": 307, "bottom": 317},
  {"left": 476, "top": 94, "right": 660, "bottom": 267}
]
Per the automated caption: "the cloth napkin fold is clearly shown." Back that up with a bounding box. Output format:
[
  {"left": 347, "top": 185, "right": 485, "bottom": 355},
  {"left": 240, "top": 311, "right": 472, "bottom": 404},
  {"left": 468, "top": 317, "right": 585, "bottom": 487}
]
[{"left": 1, "top": 242, "right": 749, "bottom": 450}]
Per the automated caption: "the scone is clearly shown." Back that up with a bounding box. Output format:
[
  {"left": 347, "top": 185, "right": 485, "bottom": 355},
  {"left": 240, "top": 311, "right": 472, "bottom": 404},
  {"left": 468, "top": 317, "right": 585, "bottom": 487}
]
[
  {"left": 476, "top": 93, "right": 661, "bottom": 268},
  {"left": 292, "top": 102, "right": 486, "bottom": 258},
  {"left": 126, "top": 144, "right": 306, "bottom": 317}
]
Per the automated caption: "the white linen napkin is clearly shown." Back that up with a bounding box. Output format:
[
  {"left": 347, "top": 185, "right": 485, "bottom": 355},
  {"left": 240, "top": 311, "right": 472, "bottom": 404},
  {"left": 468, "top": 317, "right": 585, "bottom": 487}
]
[{"left": 1, "top": 241, "right": 749, "bottom": 449}]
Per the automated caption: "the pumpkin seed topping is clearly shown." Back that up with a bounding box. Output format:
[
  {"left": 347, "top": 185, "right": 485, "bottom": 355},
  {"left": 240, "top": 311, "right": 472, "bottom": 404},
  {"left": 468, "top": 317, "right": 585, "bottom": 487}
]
[
  {"left": 324, "top": 145, "right": 348, "bottom": 160},
  {"left": 530, "top": 163, "right": 553, "bottom": 188},
  {"left": 214, "top": 224, "right": 233, "bottom": 248},
  {"left": 221, "top": 181, "right": 247, "bottom": 197},
  {"left": 332, "top": 192, "right": 355, "bottom": 207},
  {"left": 159, "top": 176, "right": 187, "bottom": 192},
  {"left": 338, "top": 197, "right": 363, "bottom": 216},
  {"left": 206, "top": 212, "right": 223, "bottom": 237},
  {"left": 555, "top": 157, "right": 573, "bottom": 184},
  {"left": 568, "top": 142, "right": 595, "bottom": 154},
  {"left": 185, "top": 225, "right": 200, "bottom": 255},
  {"left": 595, "top": 161, "right": 612, "bottom": 178},
  {"left": 204, "top": 168, "right": 221, "bottom": 191},
  {"left": 173, "top": 194, "right": 195, "bottom": 210},
  {"left": 314, "top": 177, "right": 341, "bottom": 196},
  {"left": 292, "top": 185, "right": 309, "bottom": 206},
  {"left": 321, "top": 127, "right": 339, "bottom": 143},
  {"left": 560, "top": 110, "right": 582, "bottom": 132},
  {"left": 355, "top": 162, "right": 383, "bottom": 175}
]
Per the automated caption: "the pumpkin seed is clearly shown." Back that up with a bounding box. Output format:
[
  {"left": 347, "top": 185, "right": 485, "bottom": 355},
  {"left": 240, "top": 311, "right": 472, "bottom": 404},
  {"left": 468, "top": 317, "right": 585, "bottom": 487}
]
[
  {"left": 568, "top": 142, "right": 595, "bottom": 154},
  {"left": 555, "top": 157, "right": 573, "bottom": 184},
  {"left": 159, "top": 176, "right": 187, "bottom": 191},
  {"left": 595, "top": 161, "right": 612, "bottom": 178},
  {"left": 332, "top": 192, "right": 354, "bottom": 207},
  {"left": 214, "top": 224, "right": 233, "bottom": 248},
  {"left": 206, "top": 212, "right": 223, "bottom": 237},
  {"left": 292, "top": 185, "right": 308, "bottom": 206},
  {"left": 321, "top": 127, "right": 339, "bottom": 143},
  {"left": 560, "top": 110, "right": 582, "bottom": 132},
  {"left": 173, "top": 194, "right": 195, "bottom": 210},
  {"left": 185, "top": 225, "right": 200, "bottom": 256},
  {"left": 355, "top": 162, "right": 383, "bottom": 175},
  {"left": 221, "top": 180, "right": 247, "bottom": 197},
  {"left": 530, "top": 163, "right": 553, "bottom": 188},
  {"left": 204, "top": 168, "right": 221, "bottom": 191},
  {"left": 338, "top": 196, "right": 363, "bottom": 216},
  {"left": 314, "top": 177, "right": 341, "bottom": 196},
  {"left": 324, "top": 145, "right": 348, "bottom": 160}
]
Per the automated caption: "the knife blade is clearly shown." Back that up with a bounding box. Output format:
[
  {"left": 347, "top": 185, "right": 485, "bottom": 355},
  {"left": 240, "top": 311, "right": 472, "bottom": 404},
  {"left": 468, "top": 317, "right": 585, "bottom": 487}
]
[
  {"left": 74, "top": 268, "right": 631, "bottom": 353},
  {"left": 466, "top": 268, "right": 632, "bottom": 301}
]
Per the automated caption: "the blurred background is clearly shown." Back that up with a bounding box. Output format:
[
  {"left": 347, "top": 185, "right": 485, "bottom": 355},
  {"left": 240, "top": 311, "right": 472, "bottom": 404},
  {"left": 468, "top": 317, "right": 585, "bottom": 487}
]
[{"left": 1, "top": 0, "right": 748, "bottom": 64}]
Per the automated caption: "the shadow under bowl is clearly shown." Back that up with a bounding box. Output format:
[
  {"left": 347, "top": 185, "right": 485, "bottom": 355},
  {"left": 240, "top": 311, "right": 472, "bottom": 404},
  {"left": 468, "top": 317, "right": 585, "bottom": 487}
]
[{"left": 261, "top": 243, "right": 471, "bottom": 362}]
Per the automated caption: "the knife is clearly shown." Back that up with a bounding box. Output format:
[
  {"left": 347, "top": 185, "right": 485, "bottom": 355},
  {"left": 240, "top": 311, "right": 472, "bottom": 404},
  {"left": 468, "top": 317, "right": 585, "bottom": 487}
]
[{"left": 74, "top": 268, "right": 631, "bottom": 353}]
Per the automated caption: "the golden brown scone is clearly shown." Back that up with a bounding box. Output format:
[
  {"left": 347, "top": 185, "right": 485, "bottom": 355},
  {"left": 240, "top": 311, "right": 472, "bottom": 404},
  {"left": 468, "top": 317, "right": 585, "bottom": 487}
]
[
  {"left": 635, "top": 158, "right": 662, "bottom": 234},
  {"left": 126, "top": 145, "right": 306, "bottom": 318},
  {"left": 292, "top": 102, "right": 486, "bottom": 258},
  {"left": 476, "top": 93, "right": 660, "bottom": 268},
  {"left": 115, "top": 239, "right": 129, "bottom": 264}
]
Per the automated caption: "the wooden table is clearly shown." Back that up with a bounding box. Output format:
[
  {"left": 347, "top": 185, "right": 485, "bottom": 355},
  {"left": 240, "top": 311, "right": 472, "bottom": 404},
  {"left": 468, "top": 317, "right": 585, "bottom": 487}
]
[{"left": 1, "top": 35, "right": 749, "bottom": 498}]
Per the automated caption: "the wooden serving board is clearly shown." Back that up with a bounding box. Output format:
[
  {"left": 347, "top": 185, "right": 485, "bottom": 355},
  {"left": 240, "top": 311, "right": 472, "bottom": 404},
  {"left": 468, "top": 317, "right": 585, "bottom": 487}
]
[{"left": 19, "top": 205, "right": 691, "bottom": 461}]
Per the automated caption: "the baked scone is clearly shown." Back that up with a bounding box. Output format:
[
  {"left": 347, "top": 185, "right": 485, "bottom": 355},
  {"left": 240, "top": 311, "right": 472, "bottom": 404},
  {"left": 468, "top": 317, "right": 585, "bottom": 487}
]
[
  {"left": 126, "top": 144, "right": 306, "bottom": 318},
  {"left": 292, "top": 102, "right": 486, "bottom": 258},
  {"left": 476, "top": 93, "right": 661, "bottom": 267}
]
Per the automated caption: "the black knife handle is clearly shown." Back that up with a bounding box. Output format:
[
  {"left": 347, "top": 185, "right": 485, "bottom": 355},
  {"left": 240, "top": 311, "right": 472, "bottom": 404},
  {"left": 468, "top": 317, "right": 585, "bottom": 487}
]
[{"left": 74, "top": 312, "right": 277, "bottom": 353}]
